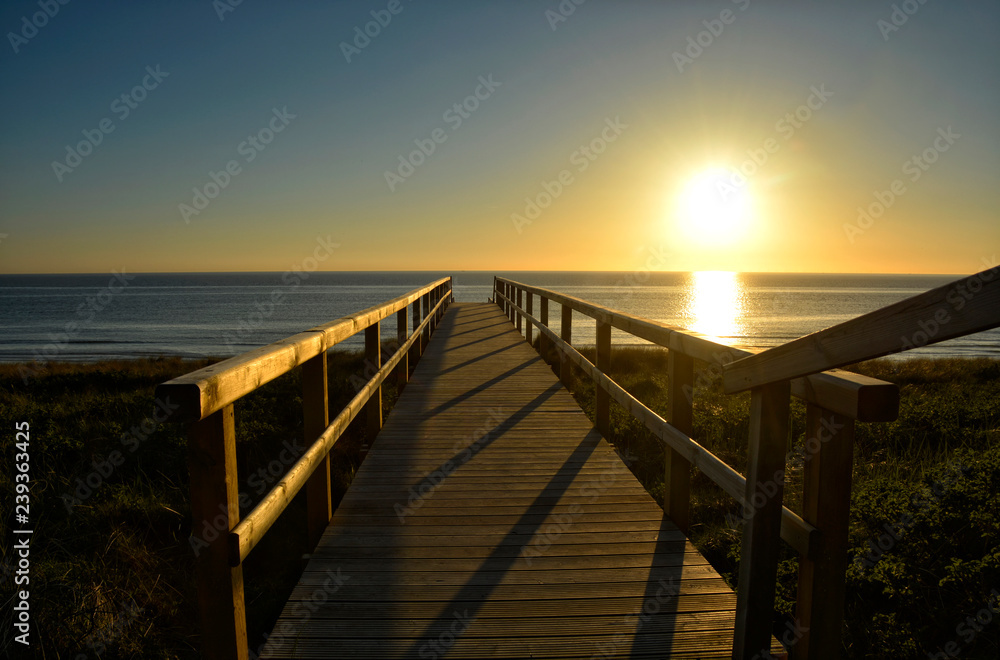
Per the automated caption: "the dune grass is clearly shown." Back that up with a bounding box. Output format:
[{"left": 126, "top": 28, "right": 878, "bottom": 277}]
[
  {"left": 561, "top": 345, "right": 1000, "bottom": 659},
  {"left": 0, "top": 353, "right": 390, "bottom": 658},
  {"left": 1, "top": 349, "right": 998, "bottom": 658}
]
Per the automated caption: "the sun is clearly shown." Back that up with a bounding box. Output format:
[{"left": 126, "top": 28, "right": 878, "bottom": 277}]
[{"left": 675, "top": 167, "right": 753, "bottom": 245}]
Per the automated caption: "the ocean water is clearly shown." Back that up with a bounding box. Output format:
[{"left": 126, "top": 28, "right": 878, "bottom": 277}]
[{"left": 0, "top": 271, "right": 997, "bottom": 363}]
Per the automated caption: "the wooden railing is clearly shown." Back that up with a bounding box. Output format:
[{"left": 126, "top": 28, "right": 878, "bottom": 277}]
[
  {"left": 493, "top": 269, "right": 999, "bottom": 660},
  {"left": 156, "top": 277, "right": 453, "bottom": 660}
]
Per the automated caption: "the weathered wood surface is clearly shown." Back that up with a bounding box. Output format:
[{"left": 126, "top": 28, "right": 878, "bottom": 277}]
[
  {"left": 188, "top": 405, "right": 248, "bottom": 660},
  {"left": 721, "top": 268, "right": 1000, "bottom": 393},
  {"left": 229, "top": 292, "right": 450, "bottom": 565},
  {"left": 157, "top": 278, "right": 450, "bottom": 423},
  {"left": 495, "top": 277, "right": 899, "bottom": 422},
  {"left": 496, "top": 288, "right": 817, "bottom": 558},
  {"left": 263, "top": 303, "right": 782, "bottom": 659}
]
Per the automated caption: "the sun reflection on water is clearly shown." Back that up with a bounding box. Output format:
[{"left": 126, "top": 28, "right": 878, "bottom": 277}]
[{"left": 684, "top": 271, "right": 746, "bottom": 345}]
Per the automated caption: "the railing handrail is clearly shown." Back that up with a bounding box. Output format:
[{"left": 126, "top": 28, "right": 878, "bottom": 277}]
[
  {"left": 227, "top": 289, "right": 450, "bottom": 565},
  {"left": 494, "top": 287, "right": 818, "bottom": 556},
  {"left": 308, "top": 276, "right": 452, "bottom": 345},
  {"left": 722, "top": 267, "right": 1000, "bottom": 392},
  {"left": 495, "top": 276, "right": 899, "bottom": 422},
  {"left": 157, "top": 277, "right": 451, "bottom": 422},
  {"left": 493, "top": 271, "right": 997, "bottom": 658},
  {"left": 493, "top": 275, "right": 911, "bottom": 658},
  {"left": 160, "top": 276, "right": 453, "bottom": 660}
]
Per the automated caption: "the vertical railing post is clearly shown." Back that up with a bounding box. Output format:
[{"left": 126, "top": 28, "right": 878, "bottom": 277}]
[
  {"left": 303, "top": 351, "right": 331, "bottom": 549},
  {"left": 429, "top": 288, "right": 437, "bottom": 334},
  {"left": 792, "top": 405, "right": 855, "bottom": 659},
  {"left": 411, "top": 298, "right": 422, "bottom": 363},
  {"left": 539, "top": 296, "right": 550, "bottom": 360},
  {"left": 187, "top": 405, "right": 248, "bottom": 660},
  {"left": 515, "top": 288, "right": 523, "bottom": 333},
  {"left": 666, "top": 350, "right": 694, "bottom": 533},
  {"left": 436, "top": 286, "right": 442, "bottom": 327},
  {"left": 508, "top": 283, "right": 515, "bottom": 323},
  {"left": 560, "top": 304, "right": 572, "bottom": 386},
  {"left": 733, "top": 381, "right": 791, "bottom": 659},
  {"left": 365, "top": 322, "right": 382, "bottom": 441},
  {"left": 526, "top": 292, "right": 533, "bottom": 346},
  {"left": 421, "top": 292, "right": 430, "bottom": 351},
  {"left": 595, "top": 320, "right": 611, "bottom": 437},
  {"left": 396, "top": 307, "right": 408, "bottom": 394}
]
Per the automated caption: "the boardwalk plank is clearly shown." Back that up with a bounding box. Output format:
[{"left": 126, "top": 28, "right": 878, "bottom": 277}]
[{"left": 263, "top": 303, "right": 783, "bottom": 659}]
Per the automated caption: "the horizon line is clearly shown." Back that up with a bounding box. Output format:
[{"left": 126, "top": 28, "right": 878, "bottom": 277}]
[{"left": 0, "top": 269, "right": 972, "bottom": 277}]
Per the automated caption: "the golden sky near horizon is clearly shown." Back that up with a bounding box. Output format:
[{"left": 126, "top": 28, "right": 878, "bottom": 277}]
[{"left": 1, "top": 2, "right": 997, "bottom": 275}]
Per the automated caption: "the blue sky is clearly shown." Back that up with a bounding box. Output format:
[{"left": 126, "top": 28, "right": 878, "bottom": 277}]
[{"left": 1, "top": 0, "right": 997, "bottom": 273}]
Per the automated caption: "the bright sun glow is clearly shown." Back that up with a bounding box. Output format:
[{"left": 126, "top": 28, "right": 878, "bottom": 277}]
[
  {"left": 676, "top": 167, "right": 753, "bottom": 245},
  {"left": 685, "top": 270, "right": 745, "bottom": 344}
]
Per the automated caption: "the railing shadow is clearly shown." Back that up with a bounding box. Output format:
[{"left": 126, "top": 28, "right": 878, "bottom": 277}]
[
  {"left": 430, "top": 342, "right": 521, "bottom": 377},
  {"left": 393, "top": 304, "right": 684, "bottom": 657},
  {"left": 303, "top": 302, "right": 686, "bottom": 657},
  {"left": 626, "top": 517, "right": 685, "bottom": 658},
  {"left": 399, "top": 428, "right": 602, "bottom": 659},
  {"left": 392, "top": 381, "right": 566, "bottom": 503},
  {"left": 444, "top": 330, "right": 517, "bottom": 352},
  {"left": 414, "top": 355, "right": 540, "bottom": 419},
  {"left": 444, "top": 320, "right": 508, "bottom": 340}
]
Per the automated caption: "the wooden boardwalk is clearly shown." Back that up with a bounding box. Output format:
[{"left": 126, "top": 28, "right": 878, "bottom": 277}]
[{"left": 263, "top": 302, "right": 781, "bottom": 659}]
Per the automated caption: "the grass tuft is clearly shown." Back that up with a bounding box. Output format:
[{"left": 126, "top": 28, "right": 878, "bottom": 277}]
[
  {"left": 0, "top": 351, "right": 394, "bottom": 658},
  {"left": 2, "top": 349, "right": 997, "bottom": 658},
  {"left": 554, "top": 346, "right": 1000, "bottom": 659}
]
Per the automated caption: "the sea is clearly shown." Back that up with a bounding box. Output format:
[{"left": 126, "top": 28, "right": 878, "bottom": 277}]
[{"left": 1, "top": 271, "right": 998, "bottom": 363}]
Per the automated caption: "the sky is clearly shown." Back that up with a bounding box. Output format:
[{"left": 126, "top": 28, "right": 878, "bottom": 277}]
[{"left": 0, "top": 0, "right": 997, "bottom": 275}]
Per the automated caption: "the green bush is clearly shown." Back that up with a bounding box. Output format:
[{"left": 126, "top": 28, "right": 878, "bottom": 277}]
[
  {"left": 0, "top": 353, "right": 384, "bottom": 658},
  {"left": 2, "top": 350, "right": 997, "bottom": 658},
  {"left": 556, "top": 348, "right": 1000, "bottom": 658}
]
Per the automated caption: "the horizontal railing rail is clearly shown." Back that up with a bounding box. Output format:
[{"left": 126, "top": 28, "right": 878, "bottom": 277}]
[
  {"left": 494, "top": 289, "right": 818, "bottom": 554},
  {"left": 157, "top": 277, "right": 453, "bottom": 660},
  {"left": 228, "top": 289, "right": 450, "bottom": 565},
  {"left": 722, "top": 267, "right": 1000, "bottom": 392},
  {"left": 160, "top": 277, "right": 452, "bottom": 423},
  {"left": 493, "top": 275, "right": 905, "bottom": 660},
  {"left": 493, "top": 278, "right": 899, "bottom": 422}
]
